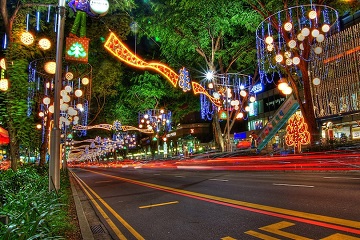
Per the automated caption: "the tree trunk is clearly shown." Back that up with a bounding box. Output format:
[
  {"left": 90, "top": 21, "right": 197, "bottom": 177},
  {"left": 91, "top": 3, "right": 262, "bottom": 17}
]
[
  {"left": 7, "top": 119, "right": 19, "bottom": 171},
  {"left": 213, "top": 112, "right": 225, "bottom": 151}
]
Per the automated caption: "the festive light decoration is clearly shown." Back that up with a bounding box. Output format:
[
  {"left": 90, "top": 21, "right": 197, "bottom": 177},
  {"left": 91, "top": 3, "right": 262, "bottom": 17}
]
[
  {"left": 72, "top": 123, "right": 154, "bottom": 134},
  {"left": 44, "top": 61, "right": 56, "bottom": 74},
  {"left": 311, "top": 22, "right": 360, "bottom": 118},
  {"left": 200, "top": 73, "right": 252, "bottom": 120},
  {"left": 20, "top": 32, "right": 34, "bottom": 45},
  {"left": 38, "top": 38, "right": 51, "bottom": 50},
  {"left": 285, "top": 114, "right": 311, "bottom": 153},
  {"left": 0, "top": 58, "right": 6, "bottom": 70},
  {"left": 104, "top": 32, "right": 222, "bottom": 107},
  {"left": 81, "top": 77, "right": 90, "bottom": 85},
  {"left": 138, "top": 109, "right": 171, "bottom": 134},
  {"left": 0, "top": 79, "right": 8, "bottom": 91},
  {"left": 178, "top": 67, "right": 191, "bottom": 92},
  {"left": 28, "top": 58, "right": 92, "bottom": 138},
  {"left": 65, "top": 37, "right": 89, "bottom": 62},
  {"left": 256, "top": 4, "right": 340, "bottom": 85}
]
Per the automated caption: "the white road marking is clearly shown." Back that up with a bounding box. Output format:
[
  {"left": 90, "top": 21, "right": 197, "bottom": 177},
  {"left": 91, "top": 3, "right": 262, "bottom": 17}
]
[
  {"left": 323, "top": 177, "right": 360, "bottom": 180},
  {"left": 209, "top": 178, "right": 229, "bottom": 182},
  {"left": 273, "top": 183, "right": 314, "bottom": 188}
]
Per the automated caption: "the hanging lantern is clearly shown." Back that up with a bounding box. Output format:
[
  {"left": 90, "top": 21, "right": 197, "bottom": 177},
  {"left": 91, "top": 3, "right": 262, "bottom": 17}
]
[
  {"left": 278, "top": 78, "right": 288, "bottom": 91},
  {"left": 208, "top": 82, "right": 214, "bottom": 89},
  {"left": 288, "top": 40, "right": 297, "bottom": 49},
  {"left": 312, "top": 77, "right": 321, "bottom": 85},
  {"left": 0, "top": 58, "right": 6, "bottom": 70},
  {"left": 308, "top": 10, "right": 317, "bottom": 19},
  {"left": 0, "top": 79, "right": 8, "bottom": 91},
  {"left": 38, "top": 38, "right": 51, "bottom": 50},
  {"left": 311, "top": 29, "right": 320, "bottom": 37},
  {"left": 314, "top": 46, "right": 323, "bottom": 54},
  {"left": 265, "top": 36, "right": 273, "bottom": 44},
  {"left": 283, "top": 86, "right": 293, "bottom": 95},
  {"left": 75, "top": 89, "right": 83, "bottom": 97},
  {"left": 275, "top": 54, "right": 283, "bottom": 63},
  {"left": 81, "top": 77, "right": 90, "bottom": 85},
  {"left": 240, "top": 90, "right": 247, "bottom": 97},
  {"left": 44, "top": 61, "right": 56, "bottom": 74},
  {"left": 20, "top": 32, "right": 34, "bottom": 45},
  {"left": 297, "top": 33, "right": 305, "bottom": 41},
  {"left": 245, "top": 106, "right": 250, "bottom": 112},
  {"left": 236, "top": 112, "right": 244, "bottom": 119},
  {"left": 284, "top": 22, "right": 293, "bottom": 31},
  {"left": 43, "top": 96, "right": 51, "bottom": 105},
  {"left": 38, "top": 112, "right": 44, "bottom": 117},
  {"left": 321, "top": 24, "right": 330, "bottom": 33},
  {"left": 316, "top": 34, "right": 325, "bottom": 42},
  {"left": 48, "top": 105, "right": 54, "bottom": 113},
  {"left": 249, "top": 95, "right": 256, "bottom": 102},
  {"left": 293, "top": 57, "right": 300, "bottom": 65},
  {"left": 301, "top": 27, "right": 310, "bottom": 37},
  {"left": 65, "top": 72, "right": 74, "bottom": 80},
  {"left": 65, "top": 85, "right": 72, "bottom": 93}
]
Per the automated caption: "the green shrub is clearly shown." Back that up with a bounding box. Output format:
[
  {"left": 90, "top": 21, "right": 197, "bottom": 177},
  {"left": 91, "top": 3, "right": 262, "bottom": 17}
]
[{"left": 0, "top": 166, "right": 75, "bottom": 239}]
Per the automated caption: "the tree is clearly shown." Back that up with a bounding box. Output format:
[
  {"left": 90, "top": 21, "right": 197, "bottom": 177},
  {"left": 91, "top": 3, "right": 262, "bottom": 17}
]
[
  {"left": 0, "top": 0, "right": 136, "bottom": 169},
  {"left": 247, "top": 0, "right": 360, "bottom": 144},
  {"left": 134, "top": 0, "right": 262, "bottom": 151}
]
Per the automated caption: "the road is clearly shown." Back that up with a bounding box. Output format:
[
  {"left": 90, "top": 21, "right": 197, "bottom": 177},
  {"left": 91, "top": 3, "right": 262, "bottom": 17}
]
[{"left": 70, "top": 167, "right": 360, "bottom": 240}]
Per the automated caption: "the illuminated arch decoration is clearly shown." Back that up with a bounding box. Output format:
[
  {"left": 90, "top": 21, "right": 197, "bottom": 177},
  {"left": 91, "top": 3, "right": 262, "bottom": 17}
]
[
  {"left": 285, "top": 114, "right": 311, "bottom": 154},
  {"left": 72, "top": 124, "right": 154, "bottom": 134},
  {"left": 104, "top": 32, "right": 222, "bottom": 107}
]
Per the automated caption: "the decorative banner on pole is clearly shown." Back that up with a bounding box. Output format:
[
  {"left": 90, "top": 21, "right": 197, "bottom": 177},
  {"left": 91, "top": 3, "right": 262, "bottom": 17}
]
[{"left": 65, "top": 37, "right": 89, "bottom": 63}]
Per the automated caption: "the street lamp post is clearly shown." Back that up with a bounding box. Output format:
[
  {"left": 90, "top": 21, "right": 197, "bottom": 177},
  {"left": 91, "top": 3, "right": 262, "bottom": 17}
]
[{"left": 49, "top": 0, "right": 66, "bottom": 191}]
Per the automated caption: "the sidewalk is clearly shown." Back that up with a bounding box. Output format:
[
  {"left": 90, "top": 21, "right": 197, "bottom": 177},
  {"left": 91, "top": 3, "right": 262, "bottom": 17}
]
[{"left": 69, "top": 173, "right": 113, "bottom": 240}]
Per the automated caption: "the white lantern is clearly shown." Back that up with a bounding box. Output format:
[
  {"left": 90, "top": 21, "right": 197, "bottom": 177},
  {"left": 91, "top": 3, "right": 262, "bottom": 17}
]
[
  {"left": 284, "top": 51, "right": 291, "bottom": 58},
  {"left": 74, "top": 116, "right": 79, "bottom": 122},
  {"left": 75, "top": 89, "right": 83, "bottom": 97},
  {"left": 43, "top": 96, "right": 51, "bottom": 105},
  {"left": 76, "top": 103, "right": 83, "bottom": 110},
  {"left": 283, "top": 86, "right": 293, "bottom": 95},
  {"left": 44, "top": 61, "right": 56, "bottom": 74},
  {"left": 265, "top": 36, "right": 273, "bottom": 44},
  {"left": 312, "top": 77, "right": 321, "bottom": 85},
  {"left": 311, "top": 29, "right": 320, "bottom": 37},
  {"left": 314, "top": 46, "right": 323, "bottom": 54},
  {"left": 60, "top": 103, "right": 69, "bottom": 111},
  {"left": 236, "top": 112, "right": 244, "bottom": 119},
  {"left": 49, "top": 105, "right": 54, "bottom": 113},
  {"left": 266, "top": 44, "right": 274, "bottom": 52},
  {"left": 297, "top": 33, "right": 305, "bottom": 41},
  {"left": 284, "top": 22, "right": 293, "bottom": 31},
  {"left": 65, "top": 85, "right": 72, "bottom": 93},
  {"left": 308, "top": 10, "right": 317, "bottom": 19},
  {"left": 249, "top": 96, "right": 256, "bottom": 102},
  {"left": 316, "top": 34, "right": 325, "bottom": 42},
  {"left": 62, "top": 95, "right": 71, "bottom": 103},
  {"left": 286, "top": 58, "right": 293, "bottom": 66},
  {"left": 81, "top": 77, "right": 90, "bottom": 85},
  {"left": 38, "top": 112, "right": 44, "bottom": 117},
  {"left": 293, "top": 57, "right": 300, "bottom": 65},
  {"left": 275, "top": 54, "right": 283, "bottom": 63},
  {"left": 38, "top": 38, "right": 51, "bottom": 50},
  {"left": 321, "top": 24, "right": 330, "bottom": 33},
  {"left": 240, "top": 90, "right": 247, "bottom": 97},
  {"left": 245, "top": 106, "right": 250, "bottom": 112},
  {"left": 288, "top": 40, "right": 296, "bottom": 48},
  {"left": 301, "top": 27, "right": 310, "bottom": 37}
]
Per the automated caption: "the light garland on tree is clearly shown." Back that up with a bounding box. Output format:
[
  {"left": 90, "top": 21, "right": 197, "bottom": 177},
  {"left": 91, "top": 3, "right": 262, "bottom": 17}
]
[
  {"left": 311, "top": 23, "right": 360, "bottom": 118},
  {"left": 255, "top": 4, "right": 340, "bottom": 85},
  {"left": 285, "top": 114, "right": 311, "bottom": 153}
]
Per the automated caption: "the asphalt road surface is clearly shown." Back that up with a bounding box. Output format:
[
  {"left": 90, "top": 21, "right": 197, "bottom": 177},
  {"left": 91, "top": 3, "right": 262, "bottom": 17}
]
[{"left": 70, "top": 168, "right": 360, "bottom": 240}]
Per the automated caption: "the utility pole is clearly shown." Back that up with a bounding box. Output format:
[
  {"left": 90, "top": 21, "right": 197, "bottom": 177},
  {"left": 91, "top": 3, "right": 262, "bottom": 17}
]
[{"left": 49, "top": 0, "right": 65, "bottom": 191}]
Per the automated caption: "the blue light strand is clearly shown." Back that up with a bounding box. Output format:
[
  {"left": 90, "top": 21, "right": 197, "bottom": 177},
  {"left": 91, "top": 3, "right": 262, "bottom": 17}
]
[
  {"left": 26, "top": 14, "right": 30, "bottom": 31},
  {"left": 36, "top": 11, "right": 40, "bottom": 32}
]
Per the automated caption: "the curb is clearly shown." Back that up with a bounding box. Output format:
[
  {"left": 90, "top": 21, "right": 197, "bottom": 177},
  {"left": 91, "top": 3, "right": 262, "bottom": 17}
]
[{"left": 70, "top": 174, "right": 95, "bottom": 240}]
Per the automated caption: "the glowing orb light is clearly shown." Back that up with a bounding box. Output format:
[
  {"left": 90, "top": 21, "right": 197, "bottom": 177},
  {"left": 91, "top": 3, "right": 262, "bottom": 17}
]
[
  {"left": 20, "top": 32, "right": 34, "bottom": 45},
  {"left": 38, "top": 38, "right": 51, "bottom": 50},
  {"left": 44, "top": 61, "right": 56, "bottom": 74}
]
